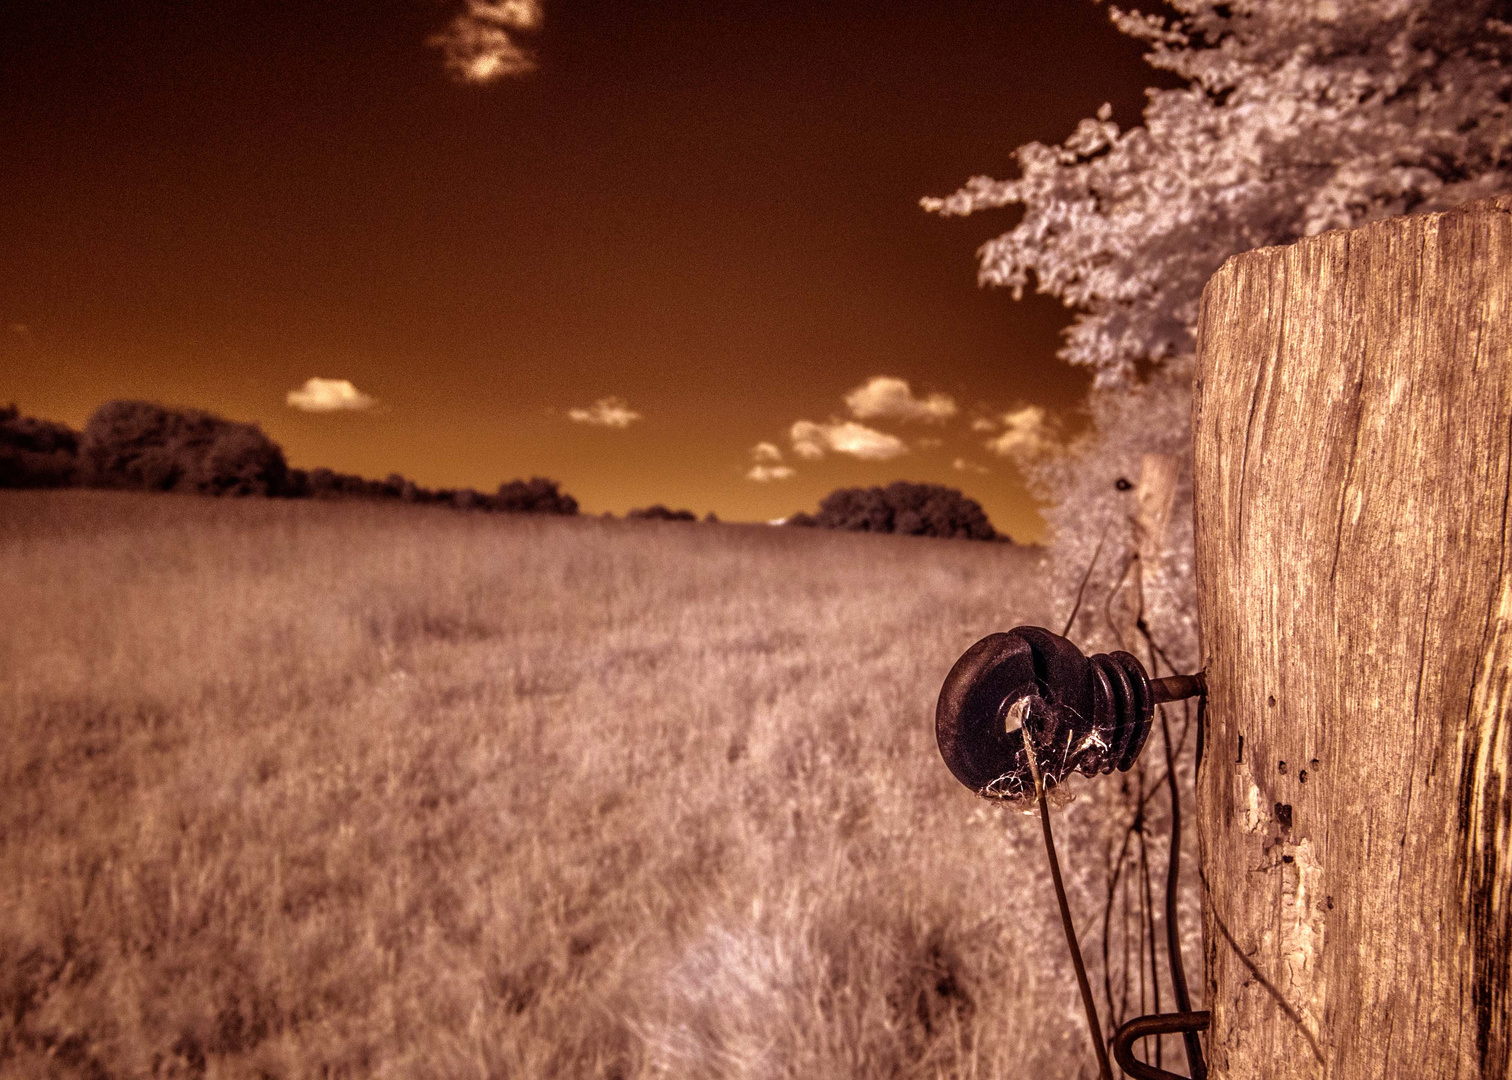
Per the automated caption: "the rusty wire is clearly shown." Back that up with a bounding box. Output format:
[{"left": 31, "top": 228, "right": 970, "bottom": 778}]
[{"left": 1029, "top": 628, "right": 1208, "bottom": 1080}]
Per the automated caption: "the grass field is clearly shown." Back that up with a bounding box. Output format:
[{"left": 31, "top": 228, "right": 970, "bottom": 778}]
[{"left": 0, "top": 490, "right": 1197, "bottom": 1079}]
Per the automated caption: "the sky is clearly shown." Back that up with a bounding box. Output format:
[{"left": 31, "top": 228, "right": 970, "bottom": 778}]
[{"left": 0, "top": 0, "right": 1179, "bottom": 541}]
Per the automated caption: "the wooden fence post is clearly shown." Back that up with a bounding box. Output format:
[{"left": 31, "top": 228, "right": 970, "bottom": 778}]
[
  {"left": 1133, "top": 452, "right": 1182, "bottom": 626},
  {"left": 1191, "top": 195, "right": 1512, "bottom": 1079},
  {"left": 1111, "top": 453, "right": 1182, "bottom": 666}
]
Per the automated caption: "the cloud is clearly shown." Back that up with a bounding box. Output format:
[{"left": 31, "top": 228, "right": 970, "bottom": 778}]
[
  {"left": 970, "top": 417, "right": 998, "bottom": 432},
  {"left": 790, "top": 421, "right": 828, "bottom": 460},
  {"left": 747, "top": 465, "right": 795, "bottom": 482},
  {"left": 984, "top": 405, "right": 1055, "bottom": 458},
  {"left": 790, "top": 419, "right": 908, "bottom": 461},
  {"left": 844, "top": 376, "right": 956, "bottom": 423},
  {"left": 430, "top": 0, "right": 542, "bottom": 83},
  {"left": 953, "top": 458, "right": 990, "bottom": 474},
  {"left": 747, "top": 443, "right": 792, "bottom": 481},
  {"left": 286, "top": 377, "right": 378, "bottom": 413},
  {"left": 569, "top": 396, "right": 641, "bottom": 428}
]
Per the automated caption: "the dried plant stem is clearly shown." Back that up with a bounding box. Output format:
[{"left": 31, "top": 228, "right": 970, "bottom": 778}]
[
  {"left": 1101, "top": 825, "right": 1134, "bottom": 1030},
  {"left": 1139, "top": 615, "right": 1208, "bottom": 1079},
  {"left": 1103, "top": 551, "right": 1138, "bottom": 652},
  {"left": 1136, "top": 778, "right": 1152, "bottom": 1029},
  {"left": 1121, "top": 854, "right": 1133, "bottom": 1029},
  {"left": 1061, "top": 515, "right": 1114, "bottom": 638},
  {"left": 1139, "top": 805, "right": 1162, "bottom": 1067}
]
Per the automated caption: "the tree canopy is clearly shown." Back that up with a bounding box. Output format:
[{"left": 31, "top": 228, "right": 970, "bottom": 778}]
[
  {"left": 80, "top": 400, "right": 288, "bottom": 496},
  {"left": 0, "top": 404, "right": 79, "bottom": 489},
  {"left": 926, "top": 0, "right": 1512, "bottom": 653},
  {"left": 789, "top": 482, "right": 1004, "bottom": 541},
  {"left": 926, "top": 0, "right": 1512, "bottom": 390}
]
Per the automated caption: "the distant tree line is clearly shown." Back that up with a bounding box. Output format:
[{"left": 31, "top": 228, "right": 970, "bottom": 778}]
[
  {"left": 0, "top": 401, "right": 578, "bottom": 515},
  {"left": 785, "top": 481, "right": 1005, "bottom": 542},
  {"left": 5, "top": 403, "right": 1007, "bottom": 540}
]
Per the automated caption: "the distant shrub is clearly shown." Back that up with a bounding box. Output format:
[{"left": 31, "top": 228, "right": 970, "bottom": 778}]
[
  {"left": 385, "top": 474, "right": 419, "bottom": 502},
  {"left": 194, "top": 422, "right": 289, "bottom": 496},
  {"left": 627, "top": 505, "right": 698, "bottom": 522},
  {"left": 494, "top": 478, "right": 578, "bottom": 515},
  {"left": 0, "top": 404, "right": 80, "bottom": 488},
  {"left": 791, "top": 482, "right": 1005, "bottom": 542},
  {"left": 79, "top": 401, "right": 288, "bottom": 496}
]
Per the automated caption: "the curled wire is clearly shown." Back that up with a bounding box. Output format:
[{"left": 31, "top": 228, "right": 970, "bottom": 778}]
[
  {"left": 1030, "top": 584, "right": 1207, "bottom": 1079},
  {"left": 1024, "top": 705, "right": 1115, "bottom": 1080}
]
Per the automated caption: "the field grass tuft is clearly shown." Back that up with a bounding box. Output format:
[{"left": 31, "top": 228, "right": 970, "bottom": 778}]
[{"left": 1, "top": 490, "right": 1145, "bottom": 1078}]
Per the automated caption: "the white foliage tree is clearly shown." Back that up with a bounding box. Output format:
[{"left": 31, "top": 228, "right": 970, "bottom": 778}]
[
  {"left": 927, "top": 0, "right": 1512, "bottom": 664},
  {"left": 923, "top": 1, "right": 1512, "bottom": 1052}
]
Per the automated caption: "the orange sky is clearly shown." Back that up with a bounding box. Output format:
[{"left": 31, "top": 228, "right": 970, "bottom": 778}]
[{"left": 0, "top": 1, "right": 1175, "bottom": 542}]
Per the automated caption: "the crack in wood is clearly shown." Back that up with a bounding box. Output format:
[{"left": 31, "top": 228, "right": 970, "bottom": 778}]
[
  {"left": 1458, "top": 567, "right": 1512, "bottom": 1076},
  {"left": 1200, "top": 865, "right": 1325, "bottom": 1072}
]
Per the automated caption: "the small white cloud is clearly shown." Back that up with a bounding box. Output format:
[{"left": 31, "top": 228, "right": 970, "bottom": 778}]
[
  {"left": 569, "top": 396, "right": 641, "bottom": 428},
  {"left": 750, "top": 441, "right": 784, "bottom": 463},
  {"left": 789, "top": 419, "right": 907, "bottom": 462},
  {"left": 286, "top": 377, "right": 378, "bottom": 413},
  {"left": 747, "top": 464, "right": 795, "bottom": 482},
  {"left": 985, "top": 405, "right": 1055, "bottom": 458},
  {"left": 430, "top": 0, "right": 542, "bottom": 83},
  {"left": 826, "top": 421, "right": 909, "bottom": 460},
  {"left": 970, "top": 417, "right": 998, "bottom": 432},
  {"left": 790, "top": 421, "right": 828, "bottom": 460},
  {"left": 844, "top": 376, "right": 956, "bottom": 423},
  {"left": 953, "top": 458, "right": 990, "bottom": 474}
]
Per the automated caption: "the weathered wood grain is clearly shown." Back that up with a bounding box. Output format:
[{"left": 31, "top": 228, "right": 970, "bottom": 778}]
[
  {"left": 1111, "top": 454, "right": 1183, "bottom": 656},
  {"left": 1192, "top": 195, "right": 1512, "bottom": 1079},
  {"left": 1135, "top": 452, "right": 1182, "bottom": 625}
]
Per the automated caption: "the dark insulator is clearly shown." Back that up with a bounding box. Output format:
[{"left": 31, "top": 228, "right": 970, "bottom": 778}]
[{"left": 935, "top": 626, "right": 1202, "bottom": 802}]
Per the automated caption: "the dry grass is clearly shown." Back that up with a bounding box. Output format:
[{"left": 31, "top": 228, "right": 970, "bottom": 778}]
[{"left": 0, "top": 490, "right": 1179, "bottom": 1079}]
